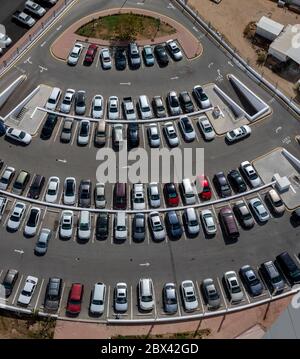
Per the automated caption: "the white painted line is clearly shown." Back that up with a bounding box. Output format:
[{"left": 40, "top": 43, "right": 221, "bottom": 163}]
[
  {"left": 91, "top": 214, "right": 97, "bottom": 244},
  {"left": 40, "top": 41, "right": 47, "bottom": 47},
  {"left": 56, "top": 25, "right": 62, "bottom": 31},
  {"left": 170, "top": 76, "right": 179, "bottom": 80},
  {"left": 53, "top": 119, "right": 63, "bottom": 143},
  {"left": 12, "top": 274, "right": 24, "bottom": 305},
  {"left": 240, "top": 282, "right": 250, "bottom": 304},
  {"left": 88, "top": 124, "right": 94, "bottom": 149},
  {"left": 106, "top": 285, "right": 111, "bottom": 318},
  {"left": 57, "top": 282, "right": 66, "bottom": 314},
  {"left": 120, "top": 82, "right": 131, "bottom": 86},
  {"left": 196, "top": 281, "right": 204, "bottom": 312},
  {"left": 34, "top": 278, "right": 45, "bottom": 311},
  {"left": 3, "top": 199, "right": 16, "bottom": 228},
  {"left": 70, "top": 121, "right": 78, "bottom": 146},
  {"left": 153, "top": 281, "right": 158, "bottom": 319},
  {"left": 39, "top": 66, "right": 48, "bottom": 73},
  {"left": 0, "top": 269, "right": 3, "bottom": 279},
  {"left": 110, "top": 214, "right": 114, "bottom": 244},
  {"left": 290, "top": 185, "right": 296, "bottom": 194},
  {"left": 192, "top": 26, "right": 199, "bottom": 32}
]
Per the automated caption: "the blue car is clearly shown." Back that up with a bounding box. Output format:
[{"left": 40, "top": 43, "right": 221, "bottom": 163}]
[{"left": 165, "top": 211, "right": 183, "bottom": 239}]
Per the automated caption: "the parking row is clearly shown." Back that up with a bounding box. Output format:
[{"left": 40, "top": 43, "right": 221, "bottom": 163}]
[{"left": 1, "top": 251, "right": 299, "bottom": 320}]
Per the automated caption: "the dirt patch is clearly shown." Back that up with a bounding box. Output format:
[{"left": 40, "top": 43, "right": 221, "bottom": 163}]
[
  {"left": 112, "top": 329, "right": 211, "bottom": 339},
  {"left": 0, "top": 311, "right": 55, "bottom": 339},
  {"left": 76, "top": 13, "right": 176, "bottom": 42},
  {"left": 187, "top": 0, "right": 300, "bottom": 99}
]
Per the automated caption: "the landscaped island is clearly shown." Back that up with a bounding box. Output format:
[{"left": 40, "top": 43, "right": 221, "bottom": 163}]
[{"left": 76, "top": 13, "right": 177, "bottom": 42}]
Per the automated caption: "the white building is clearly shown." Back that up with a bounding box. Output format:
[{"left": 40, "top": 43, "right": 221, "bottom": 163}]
[{"left": 256, "top": 16, "right": 284, "bottom": 41}]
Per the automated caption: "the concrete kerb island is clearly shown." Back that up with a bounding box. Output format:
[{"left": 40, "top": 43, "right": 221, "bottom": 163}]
[{"left": 51, "top": 7, "right": 202, "bottom": 61}]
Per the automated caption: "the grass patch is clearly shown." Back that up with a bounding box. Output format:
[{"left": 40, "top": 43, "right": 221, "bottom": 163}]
[{"left": 76, "top": 13, "right": 176, "bottom": 42}]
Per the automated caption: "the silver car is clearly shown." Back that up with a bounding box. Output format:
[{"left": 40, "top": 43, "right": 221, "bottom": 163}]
[
  {"left": 164, "top": 122, "right": 179, "bottom": 147},
  {"left": 163, "top": 283, "right": 178, "bottom": 314},
  {"left": 114, "top": 282, "right": 128, "bottom": 312},
  {"left": 149, "top": 211, "right": 166, "bottom": 241},
  {"left": 249, "top": 197, "right": 270, "bottom": 223},
  {"left": 167, "top": 91, "right": 181, "bottom": 116},
  {"left": 181, "top": 280, "right": 198, "bottom": 312},
  {"left": 67, "top": 43, "right": 83, "bottom": 66},
  {"left": 198, "top": 116, "right": 215, "bottom": 140},
  {"left": 60, "top": 118, "right": 74, "bottom": 143},
  {"left": 201, "top": 209, "right": 217, "bottom": 235},
  {"left": 147, "top": 124, "right": 160, "bottom": 147},
  {"left": 34, "top": 228, "right": 51, "bottom": 255},
  {"left": 0, "top": 166, "right": 15, "bottom": 190},
  {"left": 148, "top": 182, "right": 161, "bottom": 208},
  {"left": 100, "top": 48, "right": 112, "bottom": 69},
  {"left": 240, "top": 161, "right": 262, "bottom": 188},
  {"left": 153, "top": 96, "right": 167, "bottom": 118},
  {"left": 59, "top": 210, "right": 73, "bottom": 239},
  {"left": 17, "top": 276, "right": 38, "bottom": 306},
  {"left": 224, "top": 271, "right": 244, "bottom": 303},
  {"left": 60, "top": 89, "right": 75, "bottom": 113},
  {"left": 202, "top": 278, "right": 221, "bottom": 309}
]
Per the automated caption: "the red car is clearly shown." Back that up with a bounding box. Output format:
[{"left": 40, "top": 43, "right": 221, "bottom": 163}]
[
  {"left": 163, "top": 183, "right": 179, "bottom": 206},
  {"left": 84, "top": 44, "right": 97, "bottom": 64},
  {"left": 66, "top": 283, "right": 84, "bottom": 315},
  {"left": 195, "top": 175, "right": 212, "bottom": 200}
]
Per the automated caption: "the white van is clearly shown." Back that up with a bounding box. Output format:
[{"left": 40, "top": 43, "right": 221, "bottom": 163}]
[
  {"left": 78, "top": 210, "right": 91, "bottom": 240},
  {"left": 139, "top": 95, "right": 152, "bottom": 120},
  {"left": 181, "top": 178, "right": 196, "bottom": 205},
  {"left": 138, "top": 278, "right": 154, "bottom": 311},
  {"left": 90, "top": 282, "right": 106, "bottom": 315},
  {"left": 184, "top": 207, "right": 200, "bottom": 235},
  {"left": 46, "top": 87, "right": 61, "bottom": 111}
]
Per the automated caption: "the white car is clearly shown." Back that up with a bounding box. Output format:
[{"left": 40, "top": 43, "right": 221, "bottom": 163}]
[
  {"left": 184, "top": 208, "right": 200, "bottom": 235},
  {"left": 164, "top": 122, "right": 179, "bottom": 147},
  {"left": 166, "top": 39, "right": 183, "bottom": 61},
  {"left": 201, "top": 209, "right": 217, "bottom": 235},
  {"left": 59, "top": 210, "right": 73, "bottom": 239},
  {"left": 25, "top": 1, "right": 46, "bottom": 17},
  {"left": 100, "top": 48, "right": 112, "bottom": 69},
  {"left": 181, "top": 280, "right": 198, "bottom": 312},
  {"left": 24, "top": 207, "right": 41, "bottom": 236},
  {"left": 149, "top": 211, "right": 166, "bottom": 241},
  {"left": 147, "top": 124, "right": 160, "bottom": 148},
  {"left": 45, "top": 176, "right": 60, "bottom": 203},
  {"left": 90, "top": 282, "right": 106, "bottom": 315},
  {"left": 148, "top": 182, "right": 161, "bottom": 208},
  {"left": 249, "top": 197, "right": 270, "bottom": 223},
  {"left": 63, "top": 177, "right": 76, "bottom": 205},
  {"left": 95, "top": 183, "right": 106, "bottom": 208},
  {"left": 67, "top": 43, "right": 83, "bottom": 65},
  {"left": 108, "top": 96, "right": 119, "bottom": 120},
  {"left": 132, "top": 183, "right": 145, "bottom": 210},
  {"left": 179, "top": 116, "right": 196, "bottom": 142},
  {"left": 5, "top": 128, "right": 32, "bottom": 145},
  {"left": 17, "top": 276, "right": 38, "bottom": 306},
  {"left": 226, "top": 125, "right": 251, "bottom": 143},
  {"left": 77, "top": 120, "right": 90, "bottom": 145},
  {"left": 91, "top": 95, "right": 104, "bottom": 119},
  {"left": 224, "top": 271, "right": 244, "bottom": 303},
  {"left": 114, "top": 282, "right": 128, "bottom": 312},
  {"left": 0, "top": 32, "right": 12, "bottom": 47},
  {"left": 198, "top": 116, "right": 215, "bottom": 140},
  {"left": 167, "top": 91, "right": 181, "bottom": 116},
  {"left": 240, "top": 161, "right": 262, "bottom": 188},
  {"left": 114, "top": 213, "right": 127, "bottom": 241},
  {"left": 0, "top": 166, "right": 15, "bottom": 190},
  {"left": 60, "top": 89, "right": 75, "bottom": 113},
  {"left": 7, "top": 202, "right": 26, "bottom": 231},
  {"left": 34, "top": 228, "right": 51, "bottom": 255}
]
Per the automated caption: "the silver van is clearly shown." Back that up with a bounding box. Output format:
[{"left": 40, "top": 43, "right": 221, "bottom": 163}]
[
  {"left": 184, "top": 207, "right": 200, "bottom": 235},
  {"left": 139, "top": 95, "right": 152, "bottom": 120},
  {"left": 90, "top": 282, "right": 106, "bottom": 315},
  {"left": 138, "top": 278, "right": 154, "bottom": 311},
  {"left": 78, "top": 210, "right": 91, "bottom": 240},
  {"left": 46, "top": 87, "right": 61, "bottom": 111},
  {"left": 94, "top": 120, "right": 106, "bottom": 147},
  {"left": 181, "top": 178, "right": 196, "bottom": 205}
]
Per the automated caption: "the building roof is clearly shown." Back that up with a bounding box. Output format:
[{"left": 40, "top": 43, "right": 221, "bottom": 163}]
[
  {"left": 256, "top": 16, "right": 284, "bottom": 37},
  {"left": 269, "top": 24, "right": 300, "bottom": 65}
]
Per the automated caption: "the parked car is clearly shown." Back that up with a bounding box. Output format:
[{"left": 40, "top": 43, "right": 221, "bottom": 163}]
[
  {"left": 276, "top": 251, "right": 300, "bottom": 285},
  {"left": 112, "top": 124, "right": 124, "bottom": 150},
  {"left": 77, "top": 120, "right": 90, "bottom": 145},
  {"left": 164, "top": 183, "right": 179, "bottom": 206},
  {"left": 45, "top": 176, "right": 60, "bottom": 203},
  {"left": 95, "top": 183, "right": 106, "bottom": 208},
  {"left": 152, "top": 96, "right": 167, "bottom": 118},
  {"left": 75, "top": 91, "right": 86, "bottom": 115},
  {"left": 2, "top": 269, "right": 19, "bottom": 298},
  {"left": 193, "top": 85, "right": 211, "bottom": 108},
  {"left": 198, "top": 116, "right": 215, "bottom": 140},
  {"left": 183, "top": 207, "right": 200, "bottom": 236},
  {"left": 167, "top": 91, "right": 181, "bottom": 116},
  {"left": 60, "top": 117, "right": 74, "bottom": 143},
  {"left": 219, "top": 207, "right": 240, "bottom": 239},
  {"left": 115, "top": 48, "right": 126, "bottom": 70},
  {"left": 260, "top": 260, "right": 285, "bottom": 294},
  {"left": 224, "top": 271, "right": 244, "bottom": 303},
  {"left": 195, "top": 175, "right": 212, "bottom": 200},
  {"left": 59, "top": 210, "right": 73, "bottom": 239},
  {"left": 94, "top": 119, "right": 106, "bottom": 147},
  {"left": 291, "top": 208, "right": 300, "bottom": 225},
  {"left": 84, "top": 43, "right": 97, "bottom": 65},
  {"left": 44, "top": 277, "right": 63, "bottom": 312},
  {"left": 34, "top": 228, "right": 51, "bottom": 255},
  {"left": 166, "top": 211, "right": 183, "bottom": 239},
  {"left": 154, "top": 44, "right": 169, "bottom": 66},
  {"left": 226, "top": 125, "right": 251, "bottom": 143},
  {"left": 178, "top": 116, "right": 195, "bottom": 142},
  {"left": 227, "top": 169, "right": 247, "bottom": 193},
  {"left": 166, "top": 39, "right": 183, "bottom": 61},
  {"left": 132, "top": 213, "right": 146, "bottom": 242},
  {"left": 96, "top": 212, "right": 109, "bottom": 240},
  {"left": 7, "top": 202, "right": 26, "bottom": 231},
  {"left": 60, "top": 89, "right": 75, "bottom": 113},
  {"left": 77, "top": 211, "right": 91, "bottom": 240},
  {"left": 147, "top": 124, "right": 160, "bottom": 147},
  {"left": 142, "top": 45, "right": 155, "bottom": 66},
  {"left": 202, "top": 278, "right": 221, "bottom": 309},
  {"left": 181, "top": 280, "right": 198, "bottom": 312},
  {"left": 266, "top": 189, "right": 285, "bottom": 215},
  {"left": 67, "top": 43, "right": 83, "bottom": 65},
  {"left": 240, "top": 161, "right": 262, "bottom": 188},
  {"left": 63, "top": 177, "right": 76, "bottom": 205},
  {"left": 132, "top": 183, "right": 145, "bottom": 210},
  {"left": 90, "top": 282, "right": 106, "bottom": 315},
  {"left": 138, "top": 278, "right": 154, "bottom": 311},
  {"left": 233, "top": 200, "right": 254, "bottom": 229},
  {"left": 249, "top": 197, "right": 270, "bottom": 223},
  {"left": 179, "top": 91, "right": 194, "bottom": 113},
  {"left": 149, "top": 211, "right": 166, "bottom": 241},
  {"left": 0, "top": 166, "right": 15, "bottom": 190},
  {"left": 41, "top": 114, "right": 57, "bottom": 140},
  {"left": 17, "top": 276, "right": 38, "bottom": 306},
  {"left": 114, "top": 283, "right": 128, "bottom": 312},
  {"left": 24, "top": 207, "right": 41, "bottom": 237},
  {"left": 78, "top": 180, "right": 92, "bottom": 208},
  {"left": 239, "top": 265, "right": 264, "bottom": 297},
  {"left": 201, "top": 209, "right": 217, "bottom": 235},
  {"left": 114, "top": 212, "right": 127, "bottom": 241},
  {"left": 108, "top": 96, "right": 119, "bottom": 120},
  {"left": 213, "top": 172, "right": 232, "bottom": 198},
  {"left": 5, "top": 128, "right": 32, "bottom": 145},
  {"left": 127, "top": 122, "right": 139, "bottom": 149},
  {"left": 12, "top": 11, "right": 36, "bottom": 28},
  {"left": 148, "top": 182, "right": 161, "bottom": 208},
  {"left": 25, "top": 0, "right": 46, "bottom": 17},
  {"left": 164, "top": 122, "right": 179, "bottom": 147},
  {"left": 122, "top": 97, "right": 136, "bottom": 121},
  {"left": 128, "top": 43, "right": 141, "bottom": 68},
  {"left": 28, "top": 174, "right": 45, "bottom": 200},
  {"left": 163, "top": 283, "right": 178, "bottom": 314},
  {"left": 66, "top": 283, "right": 84, "bottom": 315},
  {"left": 91, "top": 95, "right": 104, "bottom": 119},
  {"left": 100, "top": 48, "right": 112, "bottom": 69}
]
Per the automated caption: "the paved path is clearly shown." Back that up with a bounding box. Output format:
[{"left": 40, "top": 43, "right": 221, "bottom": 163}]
[
  {"left": 51, "top": 7, "right": 202, "bottom": 60},
  {"left": 54, "top": 295, "right": 292, "bottom": 339}
]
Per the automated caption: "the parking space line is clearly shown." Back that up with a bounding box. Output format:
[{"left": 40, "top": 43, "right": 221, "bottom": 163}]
[
  {"left": 110, "top": 214, "right": 114, "bottom": 245},
  {"left": 106, "top": 285, "right": 111, "bottom": 319},
  {"left": 207, "top": 176, "right": 217, "bottom": 201},
  {"left": 217, "top": 276, "right": 228, "bottom": 308},
  {"left": 88, "top": 124, "right": 94, "bottom": 149},
  {"left": 294, "top": 254, "right": 300, "bottom": 266},
  {"left": 24, "top": 174, "right": 36, "bottom": 197},
  {"left": 12, "top": 274, "right": 24, "bottom": 305},
  {"left": 141, "top": 125, "right": 146, "bottom": 148},
  {"left": 91, "top": 214, "right": 97, "bottom": 244},
  {"left": 19, "top": 204, "right": 31, "bottom": 234},
  {"left": 153, "top": 282, "right": 158, "bottom": 319},
  {"left": 130, "top": 285, "right": 133, "bottom": 320},
  {"left": 196, "top": 280, "right": 204, "bottom": 312},
  {"left": 57, "top": 282, "right": 66, "bottom": 314},
  {"left": 34, "top": 278, "right": 45, "bottom": 312},
  {"left": 37, "top": 208, "right": 47, "bottom": 234},
  {"left": 240, "top": 281, "right": 250, "bottom": 304},
  {"left": 53, "top": 119, "right": 63, "bottom": 143},
  {"left": 70, "top": 122, "right": 78, "bottom": 146},
  {"left": 3, "top": 199, "right": 16, "bottom": 228},
  {"left": 0, "top": 269, "right": 3, "bottom": 279}
]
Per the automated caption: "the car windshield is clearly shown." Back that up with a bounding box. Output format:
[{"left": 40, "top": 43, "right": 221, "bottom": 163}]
[
  {"left": 190, "top": 220, "right": 198, "bottom": 226},
  {"left": 151, "top": 194, "right": 159, "bottom": 200},
  {"left": 48, "top": 189, "right": 56, "bottom": 195},
  {"left": 117, "top": 296, "right": 127, "bottom": 304},
  {"left": 92, "top": 300, "right": 103, "bottom": 305},
  {"left": 117, "top": 225, "right": 126, "bottom": 231},
  {"left": 186, "top": 295, "right": 196, "bottom": 302},
  {"left": 80, "top": 223, "right": 89, "bottom": 230},
  {"left": 142, "top": 295, "right": 152, "bottom": 302},
  {"left": 10, "top": 215, "right": 20, "bottom": 222},
  {"left": 21, "top": 290, "right": 31, "bottom": 297},
  {"left": 37, "top": 242, "right": 46, "bottom": 248},
  {"left": 271, "top": 275, "right": 282, "bottom": 284},
  {"left": 166, "top": 297, "right": 177, "bottom": 305}
]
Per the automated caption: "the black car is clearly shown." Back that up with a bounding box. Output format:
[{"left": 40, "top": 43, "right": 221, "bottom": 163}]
[
  {"left": 179, "top": 91, "right": 194, "bottom": 113},
  {"left": 291, "top": 208, "right": 300, "bottom": 225},
  {"left": 44, "top": 277, "right": 63, "bottom": 312},
  {"left": 27, "top": 174, "right": 45, "bottom": 199},
  {"left": 41, "top": 114, "right": 58, "bottom": 139},
  {"left": 127, "top": 122, "right": 140, "bottom": 149},
  {"left": 78, "top": 180, "right": 92, "bottom": 208},
  {"left": 165, "top": 211, "right": 183, "bottom": 239},
  {"left": 213, "top": 172, "right": 232, "bottom": 198},
  {"left": 154, "top": 45, "right": 169, "bottom": 66},
  {"left": 276, "top": 251, "right": 300, "bottom": 285},
  {"left": 96, "top": 212, "right": 109, "bottom": 240},
  {"left": 0, "top": 120, "right": 7, "bottom": 136},
  {"left": 132, "top": 213, "right": 146, "bottom": 242},
  {"left": 239, "top": 265, "right": 263, "bottom": 296},
  {"left": 115, "top": 48, "right": 126, "bottom": 70},
  {"left": 228, "top": 169, "right": 247, "bottom": 193},
  {"left": 2, "top": 269, "right": 19, "bottom": 298}
]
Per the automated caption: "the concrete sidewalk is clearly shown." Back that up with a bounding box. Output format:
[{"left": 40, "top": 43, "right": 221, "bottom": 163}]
[
  {"left": 51, "top": 7, "right": 202, "bottom": 61},
  {"left": 54, "top": 295, "right": 292, "bottom": 339}
]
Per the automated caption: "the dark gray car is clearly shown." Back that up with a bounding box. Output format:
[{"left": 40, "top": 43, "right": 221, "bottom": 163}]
[
  {"left": 78, "top": 180, "right": 92, "bottom": 208},
  {"left": 239, "top": 265, "right": 263, "bottom": 296},
  {"left": 132, "top": 213, "right": 146, "bottom": 242},
  {"left": 202, "top": 278, "right": 221, "bottom": 309},
  {"left": 44, "top": 277, "right": 63, "bottom": 312},
  {"left": 163, "top": 283, "right": 178, "bottom": 314},
  {"left": 60, "top": 118, "right": 74, "bottom": 143}
]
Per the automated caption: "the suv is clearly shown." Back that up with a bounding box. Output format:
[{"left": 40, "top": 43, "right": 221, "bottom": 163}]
[
  {"left": 261, "top": 260, "right": 285, "bottom": 294},
  {"left": 213, "top": 172, "right": 232, "bottom": 198},
  {"left": 2, "top": 269, "right": 19, "bottom": 298},
  {"left": 128, "top": 43, "right": 141, "bottom": 68},
  {"left": 276, "top": 252, "right": 300, "bottom": 285},
  {"left": 179, "top": 91, "right": 194, "bottom": 113},
  {"left": 153, "top": 96, "right": 166, "bottom": 118},
  {"left": 219, "top": 207, "right": 239, "bottom": 239},
  {"left": 240, "top": 161, "right": 262, "bottom": 188}
]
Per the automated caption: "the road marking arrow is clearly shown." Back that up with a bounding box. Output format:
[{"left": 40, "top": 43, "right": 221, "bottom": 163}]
[{"left": 14, "top": 249, "right": 24, "bottom": 254}]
